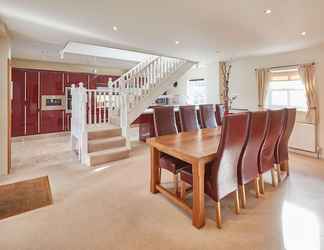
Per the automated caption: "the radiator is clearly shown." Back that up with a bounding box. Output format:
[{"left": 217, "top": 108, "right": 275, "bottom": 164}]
[{"left": 289, "top": 121, "right": 318, "bottom": 155}]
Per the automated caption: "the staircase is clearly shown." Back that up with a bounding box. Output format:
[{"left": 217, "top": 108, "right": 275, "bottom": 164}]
[
  {"left": 87, "top": 126, "right": 129, "bottom": 166},
  {"left": 71, "top": 55, "right": 195, "bottom": 166}
]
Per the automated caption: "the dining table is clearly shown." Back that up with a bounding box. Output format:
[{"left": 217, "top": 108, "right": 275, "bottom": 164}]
[{"left": 146, "top": 127, "right": 222, "bottom": 229}]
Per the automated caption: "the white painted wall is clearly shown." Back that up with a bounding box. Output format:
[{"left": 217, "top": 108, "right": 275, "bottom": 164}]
[
  {"left": 0, "top": 22, "right": 11, "bottom": 176},
  {"left": 168, "top": 62, "right": 220, "bottom": 104},
  {"left": 229, "top": 43, "right": 324, "bottom": 156}
]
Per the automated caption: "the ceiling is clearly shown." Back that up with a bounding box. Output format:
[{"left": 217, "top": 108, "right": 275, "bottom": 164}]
[{"left": 1, "top": 0, "right": 324, "bottom": 67}]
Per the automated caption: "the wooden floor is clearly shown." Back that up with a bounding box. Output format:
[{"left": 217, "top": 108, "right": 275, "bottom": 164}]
[{"left": 0, "top": 176, "right": 52, "bottom": 220}]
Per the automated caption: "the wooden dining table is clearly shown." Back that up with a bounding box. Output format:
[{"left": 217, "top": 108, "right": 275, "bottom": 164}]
[{"left": 146, "top": 128, "right": 221, "bottom": 229}]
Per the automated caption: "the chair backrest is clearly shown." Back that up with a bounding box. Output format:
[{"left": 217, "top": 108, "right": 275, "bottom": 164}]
[
  {"left": 199, "top": 104, "right": 217, "bottom": 128},
  {"left": 238, "top": 111, "right": 269, "bottom": 185},
  {"left": 259, "top": 109, "right": 285, "bottom": 174},
  {"left": 215, "top": 104, "right": 225, "bottom": 126},
  {"left": 153, "top": 106, "right": 178, "bottom": 136},
  {"left": 209, "top": 112, "right": 250, "bottom": 200},
  {"left": 179, "top": 105, "right": 200, "bottom": 132},
  {"left": 275, "top": 108, "right": 296, "bottom": 163}
]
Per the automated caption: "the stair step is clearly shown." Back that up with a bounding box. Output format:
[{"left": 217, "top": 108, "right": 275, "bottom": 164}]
[
  {"left": 88, "top": 136, "right": 126, "bottom": 153},
  {"left": 88, "top": 146, "right": 130, "bottom": 166},
  {"left": 88, "top": 127, "right": 122, "bottom": 140}
]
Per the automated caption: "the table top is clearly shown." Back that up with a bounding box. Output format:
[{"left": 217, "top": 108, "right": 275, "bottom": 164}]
[{"left": 146, "top": 128, "right": 221, "bottom": 164}]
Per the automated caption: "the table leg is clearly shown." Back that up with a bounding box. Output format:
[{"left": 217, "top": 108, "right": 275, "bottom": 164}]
[
  {"left": 192, "top": 160, "right": 205, "bottom": 228},
  {"left": 150, "top": 146, "right": 160, "bottom": 193}
]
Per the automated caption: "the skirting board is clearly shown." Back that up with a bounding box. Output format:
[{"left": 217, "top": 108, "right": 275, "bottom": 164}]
[{"left": 289, "top": 148, "right": 321, "bottom": 159}]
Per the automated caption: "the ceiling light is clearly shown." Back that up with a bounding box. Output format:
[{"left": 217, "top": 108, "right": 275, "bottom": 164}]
[
  {"left": 264, "top": 9, "right": 272, "bottom": 14},
  {"left": 301, "top": 31, "right": 307, "bottom": 36},
  {"left": 175, "top": 41, "right": 180, "bottom": 45},
  {"left": 113, "top": 26, "right": 118, "bottom": 31}
]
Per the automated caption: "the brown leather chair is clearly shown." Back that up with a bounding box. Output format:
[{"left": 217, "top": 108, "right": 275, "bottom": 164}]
[
  {"left": 258, "top": 109, "right": 285, "bottom": 192},
  {"left": 237, "top": 111, "right": 269, "bottom": 208},
  {"left": 180, "top": 113, "right": 250, "bottom": 228},
  {"left": 179, "top": 105, "right": 200, "bottom": 132},
  {"left": 199, "top": 104, "right": 217, "bottom": 128},
  {"left": 275, "top": 108, "right": 296, "bottom": 179},
  {"left": 153, "top": 106, "right": 188, "bottom": 195},
  {"left": 215, "top": 104, "right": 225, "bottom": 126}
]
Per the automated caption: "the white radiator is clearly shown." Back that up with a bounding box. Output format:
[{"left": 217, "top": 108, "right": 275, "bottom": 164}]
[{"left": 289, "top": 122, "right": 318, "bottom": 154}]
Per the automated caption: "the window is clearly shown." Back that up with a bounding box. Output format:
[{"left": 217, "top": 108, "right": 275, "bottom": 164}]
[
  {"left": 266, "top": 68, "right": 307, "bottom": 111},
  {"left": 187, "top": 78, "right": 207, "bottom": 104}
]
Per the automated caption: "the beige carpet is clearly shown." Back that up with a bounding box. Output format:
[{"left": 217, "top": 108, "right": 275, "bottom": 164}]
[{"left": 0, "top": 134, "right": 324, "bottom": 250}]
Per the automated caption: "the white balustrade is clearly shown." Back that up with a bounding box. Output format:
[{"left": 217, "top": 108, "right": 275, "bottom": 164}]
[{"left": 71, "top": 55, "right": 194, "bottom": 163}]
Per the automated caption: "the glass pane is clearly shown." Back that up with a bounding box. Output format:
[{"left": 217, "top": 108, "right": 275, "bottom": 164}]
[
  {"left": 269, "top": 80, "right": 305, "bottom": 90},
  {"left": 289, "top": 90, "right": 307, "bottom": 110},
  {"left": 187, "top": 80, "right": 207, "bottom": 104},
  {"left": 271, "top": 90, "right": 288, "bottom": 106}
]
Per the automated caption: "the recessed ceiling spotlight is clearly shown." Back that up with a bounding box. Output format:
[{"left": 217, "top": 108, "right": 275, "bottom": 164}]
[
  {"left": 301, "top": 31, "right": 307, "bottom": 36},
  {"left": 264, "top": 9, "right": 272, "bottom": 14},
  {"left": 113, "top": 26, "right": 118, "bottom": 31},
  {"left": 175, "top": 41, "right": 180, "bottom": 45}
]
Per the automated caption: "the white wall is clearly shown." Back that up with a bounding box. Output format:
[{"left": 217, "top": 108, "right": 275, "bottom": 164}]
[
  {"left": 168, "top": 62, "right": 220, "bottom": 104},
  {"left": 229, "top": 43, "right": 324, "bottom": 156},
  {"left": 0, "top": 22, "right": 11, "bottom": 176}
]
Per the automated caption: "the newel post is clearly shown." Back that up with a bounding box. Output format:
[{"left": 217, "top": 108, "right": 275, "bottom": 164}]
[
  {"left": 120, "top": 93, "right": 128, "bottom": 138},
  {"left": 70, "top": 84, "right": 77, "bottom": 151},
  {"left": 79, "top": 82, "right": 88, "bottom": 165}
]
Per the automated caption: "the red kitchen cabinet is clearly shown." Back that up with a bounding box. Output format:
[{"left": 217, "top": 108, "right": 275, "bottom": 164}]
[
  {"left": 11, "top": 68, "right": 120, "bottom": 136},
  {"left": 11, "top": 68, "right": 25, "bottom": 137},
  {"left": 40, "top": 70, "right": 64, "bottom": 134},
  {"left": 40, "top": 70, "right": 64, "bottom": 95},
  {"left": 65, "top": 72, "right": 89, "bottom": 89},
  {"left": 40, "top": 110, "right": 64, "bottom": 134},
  {"left": 26, "top": 70, "right": 39, "bottom": 135},
  {"left": 90, "top": 74, "right": 109, "bottom": 89},
  {"left": 89, "top": 74, "right": 119, "bottom": 89}
]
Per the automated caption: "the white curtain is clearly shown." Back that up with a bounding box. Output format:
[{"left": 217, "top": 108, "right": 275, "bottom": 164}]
[
  {"left": 298, "top": 64, "right": 318, "bottom": 118},
  {"left": 256, "top": 68, "right": 270, "bottom": 108}
]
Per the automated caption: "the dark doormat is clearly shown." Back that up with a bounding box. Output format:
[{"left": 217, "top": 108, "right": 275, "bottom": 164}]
[{"left": 0, "top": 176, "right": 53, "bottom": 220}]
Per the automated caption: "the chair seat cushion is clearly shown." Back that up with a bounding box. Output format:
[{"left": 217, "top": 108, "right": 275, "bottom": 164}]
[
  {"left": 180, "top": 163, "right": 217, "bottom": 200},
  {"left": 180, "top": 162, "right": 213, "bottom": 185},
  {"left": 159, "top": 154, "right": 189, "bottom": 174}
]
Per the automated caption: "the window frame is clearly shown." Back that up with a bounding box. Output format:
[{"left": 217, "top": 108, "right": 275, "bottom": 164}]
[
  {"left": 266, "top": 68, "right": 307, "bottom": 111},
  {"left": 187, "top": 78, "right": 208, "bottom": 105}
]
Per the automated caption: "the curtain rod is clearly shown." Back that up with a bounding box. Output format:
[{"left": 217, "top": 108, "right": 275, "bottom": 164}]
[{"left": 254, "top": 62, "right": 316, "bottom": 71}]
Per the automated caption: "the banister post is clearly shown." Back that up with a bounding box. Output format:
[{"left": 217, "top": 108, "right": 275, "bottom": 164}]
[
  {"left": 70, "top": 84, "right": 76, "bottom": 152},
  {"left": 120, "top": 92, "right": 128, "bottom": 138},
  {"left": 79, "top": 82, "right": 88, "bottom": 165}
]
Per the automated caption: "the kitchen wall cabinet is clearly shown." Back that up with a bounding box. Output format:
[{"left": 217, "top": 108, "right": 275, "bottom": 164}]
[
  {"left": 25, "top": 70, "right": 39, "bottom": 135},
  {"left": 11, "top": 68, "right": 25, "bottom": 137},
  {"left": 11, "top": 67, "right": 119, "bottom": 137}
]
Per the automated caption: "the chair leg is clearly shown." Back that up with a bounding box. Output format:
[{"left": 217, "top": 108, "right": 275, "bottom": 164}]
[
  {"left": 276, "top": 164, "right": 282, "bottom": 183},
  {"left": 286, "top": 161, "right": 290, "bottom": 176},
  {"left": 234, "top": 190, "right": 240, "bottom": 215},
  {"left": 173, "top": 174, "right": 179, "bottom": 195},
  {"left": 215, "top": 201, "right": 222, "bottom": 229},
  {"left": 239, "top": 184, "right": 246, "bottom": 208},
  {"left": 159, "top": 168, "right": 162, "bottom": 182},
  {"left": 180, "top": 180, "right": 187, "bottom": 200},
  {"left": 271, "top": 168, "right": 277, "bottom": 187},
  {"left": 259, "top": 174, "right": 265, "bottom": 194},
  {"left": 255, "top": 177, "right": 261, "bottom": 198}
]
